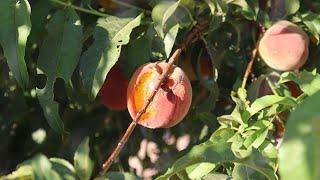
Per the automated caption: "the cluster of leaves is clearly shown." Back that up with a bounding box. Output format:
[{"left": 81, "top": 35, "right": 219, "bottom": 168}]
[{"left": 0, "top": 0, "right": 320, "bottom": 179}]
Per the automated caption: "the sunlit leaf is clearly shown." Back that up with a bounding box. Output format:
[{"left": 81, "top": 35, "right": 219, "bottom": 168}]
[{"left": 80, "top": 13, "right": 143, "bottom": 99}]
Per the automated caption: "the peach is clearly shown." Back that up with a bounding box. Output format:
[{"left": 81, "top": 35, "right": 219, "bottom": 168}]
[
  {"left": 180, "top": 54, "right": 197, "bottom": 82},
  {"left": 258, "top": 75, "right": 279, "bottom": 97},
  {"left": 283, "top": 81, "right": 302, "bottom": 98},
  {"left": 99, "top": 0, "right": 118, "bottom": 11},
  {"left": 258, "top": 20, "right": 309, "bottom": 71},
  {"left": 198, "top": 57, "right": 214, "bottom": 79},
  {"left": 127, "top": 62, "right": 192, "bottom": 129},
  {"left": 258, "top": 74, "right": 302, "bottom": 98},
  {"left": 98, "top": 63, "right": 129, "bottom": 111}
]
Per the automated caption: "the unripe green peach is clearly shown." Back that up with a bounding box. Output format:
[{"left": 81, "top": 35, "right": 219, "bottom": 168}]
[
  {"left": 258, "top": 20, "right": 309, "bottom": 71},
  {"left": 98, "top": 64, "right": 129, "bottom": 111},
  {"left": 127, "top": 62, "right": 192, "bottom": 129}
]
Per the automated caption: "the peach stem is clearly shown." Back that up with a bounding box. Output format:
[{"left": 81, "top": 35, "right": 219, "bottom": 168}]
[{"left": 99, "top": 21, "right": 208, "bottom": 175}]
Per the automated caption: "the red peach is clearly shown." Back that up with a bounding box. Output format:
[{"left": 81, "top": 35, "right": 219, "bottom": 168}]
[
  {"left": 283, "top": 81, "right": 303, "bottom": 98},
  {"left": 180, "top": 53, "right": 198, "bottom": 82},
  {"left": 99, "top": 0, "right": 118, "bottom": 11},
  {"left": 127, "top": 62, "right": 192, "bottom": 129},
  {"left": 98, "top": 64, "right": 129, "bottom": 111},
  {"left": 258, "top": 74, "right": 302, "bottom": 98},
  {"left": 258, "top": 20, "right": 309, "bottom": 71},
  {"left": 258, "top": 75, "right": 279, "bottom": 97},
  {"left": 198, "top": 57, "right": 214, "bottom": 79}
]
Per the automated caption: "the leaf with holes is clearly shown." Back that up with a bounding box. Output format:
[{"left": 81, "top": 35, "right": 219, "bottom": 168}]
[
  {"left": 0, "top": 0, "right": 31, "bottom": 88},
  {"left": 36, "top": 9, "right": 83, "bottom": 133}
]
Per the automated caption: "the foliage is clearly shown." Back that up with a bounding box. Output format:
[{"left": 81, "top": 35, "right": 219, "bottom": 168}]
[{"left": 0, "top": 0, "right": 320, "bottom": 179}]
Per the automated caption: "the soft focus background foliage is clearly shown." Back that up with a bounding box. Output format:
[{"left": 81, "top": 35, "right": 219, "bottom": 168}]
[{"left": 0, "top": 0, "right": 320, "bottom": 179}]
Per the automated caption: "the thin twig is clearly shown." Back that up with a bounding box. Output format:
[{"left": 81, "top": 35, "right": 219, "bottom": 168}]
[
  {"left": 49, "top": 0, "right": 109, "bottom": 17},
  {"left": 241, "top": 24, "right": 265, "bottom": 89},
  {"left": 241, "top": 47, "right": 258, "bottom": 89},
  {"left": 50, "top": 0, "right": 150, "bottom": 17},
  {"left": 110, "top": 0, "right": 152, "bottom": 14},
  {"left": 99, "top": 21, "right": 208, "bottom": 175}
]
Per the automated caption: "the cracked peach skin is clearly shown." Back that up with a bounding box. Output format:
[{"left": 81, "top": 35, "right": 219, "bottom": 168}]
[
  {"left": 98, "top": 64, "right": 129, "bottom": 111},
  {"left": 258, "top": 20, "right": 309, "bottom": 71},
  {"left": 127, "top": 62, "right": 192, "bottom": 129}
]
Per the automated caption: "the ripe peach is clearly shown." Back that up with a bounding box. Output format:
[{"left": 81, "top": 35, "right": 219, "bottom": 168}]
[
  {"left": 258, "top": 74, "right": 302, "bottom": 98},
  {"left": 198, "top": 57, "right": 214, "bottom": 79},
  {"left": 180, "top": 53, "right": 197, "bottom": 82},
  {"left": 99, "top": 0, "right": 118, "bottom": 11},
  {"left": 258, "top": 20, "right": 309, "bottom": 71},
  {"left": 258, "top": 75, "right": 279, "bottom": 97},
  {"left": 283, "top": 81, "right": 302, "bottom": 98},
  {"left": 98, "top": 64, "right": 129, "bottom": 111},
  {"left": 127, "top": 62, "right": 192, "bottom": 129}
]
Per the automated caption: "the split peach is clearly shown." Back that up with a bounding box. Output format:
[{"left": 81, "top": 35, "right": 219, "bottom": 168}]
[
  {"left": 127, "top": 62, "right": 192, "bottom": 129},
  {"left": 98, "top": 64, "right": 129, "bottom": 111},
  {"left": 258, "top": 20, "right": 309, "bottom": 71}
]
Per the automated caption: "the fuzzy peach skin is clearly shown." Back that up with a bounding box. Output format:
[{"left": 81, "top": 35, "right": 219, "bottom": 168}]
[
  {"left": 258, "top": 20, "right": 309, "bottom": 71},
  {"left": 127, "top": 62, "right": 192, "bottom": 129},
  {"left": 98, "top": 64, "right": 129, "bottom": 111}
]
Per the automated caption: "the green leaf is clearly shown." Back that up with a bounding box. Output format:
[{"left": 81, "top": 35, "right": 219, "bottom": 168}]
[
  {"left": 279, "top": 91, "right": 320, "bottom": 180},
  {"left": 243, "top": 122, "right": 270, "bottom": 149},
  {"left": 270, "top": 0, "right": 299, "bottom": 19},
  {"left": 80, "top": 13, "right": 143, "bottom": 99},
  {"left": 0, "top": 0, "right": 31, "bottom": 88},
  {"left": 283, "top": 0, "right": 300, "bottom": 16},
  {"left": 156, "top": 129, "right": 236, "bottom": 180},
  {"left": 203, "top": 173, "right": 231, "bottom": 180},
  {"left": 152, "top": 0, "right": 180, "bottom": 38},
  {"left": 0, "top": 165, "right": 34, "bottom": 180},
  {"left": 157, "top": 129, "right": 277, "bottom": 180},
  {"left": 74, "top": 137, "right": 94, "bottom": 180},
  {"left": 300, "top": 12, "right": 320, "bottom": 44},
  {"left": 164, "top": 24, "right": 179, "bottom": 58},
  {"left": 152, "top": 0, "right": 192, "bottom": 38},
  {"left": 28, "top": 0, "right": 53, "bottom": 44},
  {"left": 186, "top": 162, "right": 216, "bottom": 179},
  {"left": 238, "top": 150, "right": 277, "bottom": 180},
  {"left": 247, "top": 95, "right": 297, "bottom": 119},
  {"left": 205, "top": 0, "right": 228, "bottom": 17},
  {"left": 21, "top": 154, "right": 62, "bottom": 180},
  {"left": 36, "top": 9, "right": 83, "bottom": 133},
  {"left": 280, "top": 70, "right": 320, "bottom": 96},
  {"left": 217, "top": 114, "right": 243, "bottom": 126},
  {"left": 232, "top": 164, "right": 267, "bottom": 180},
  {"left": 124, "top": 29, "right": 152, "bottom": 78},
  {"left": 50, "top": 158, "right": 77, "bottom": 180},
  {"left": 229, "top": 133, "right": 252, "bottom": 159},
  {"left": 96, "top": 172, "right": 141, "bottom": 180}
]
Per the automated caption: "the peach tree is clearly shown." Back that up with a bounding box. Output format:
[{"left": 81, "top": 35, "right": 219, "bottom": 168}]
[{"left": 0, "top": 0, "right": 320, "bottom": 179}]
